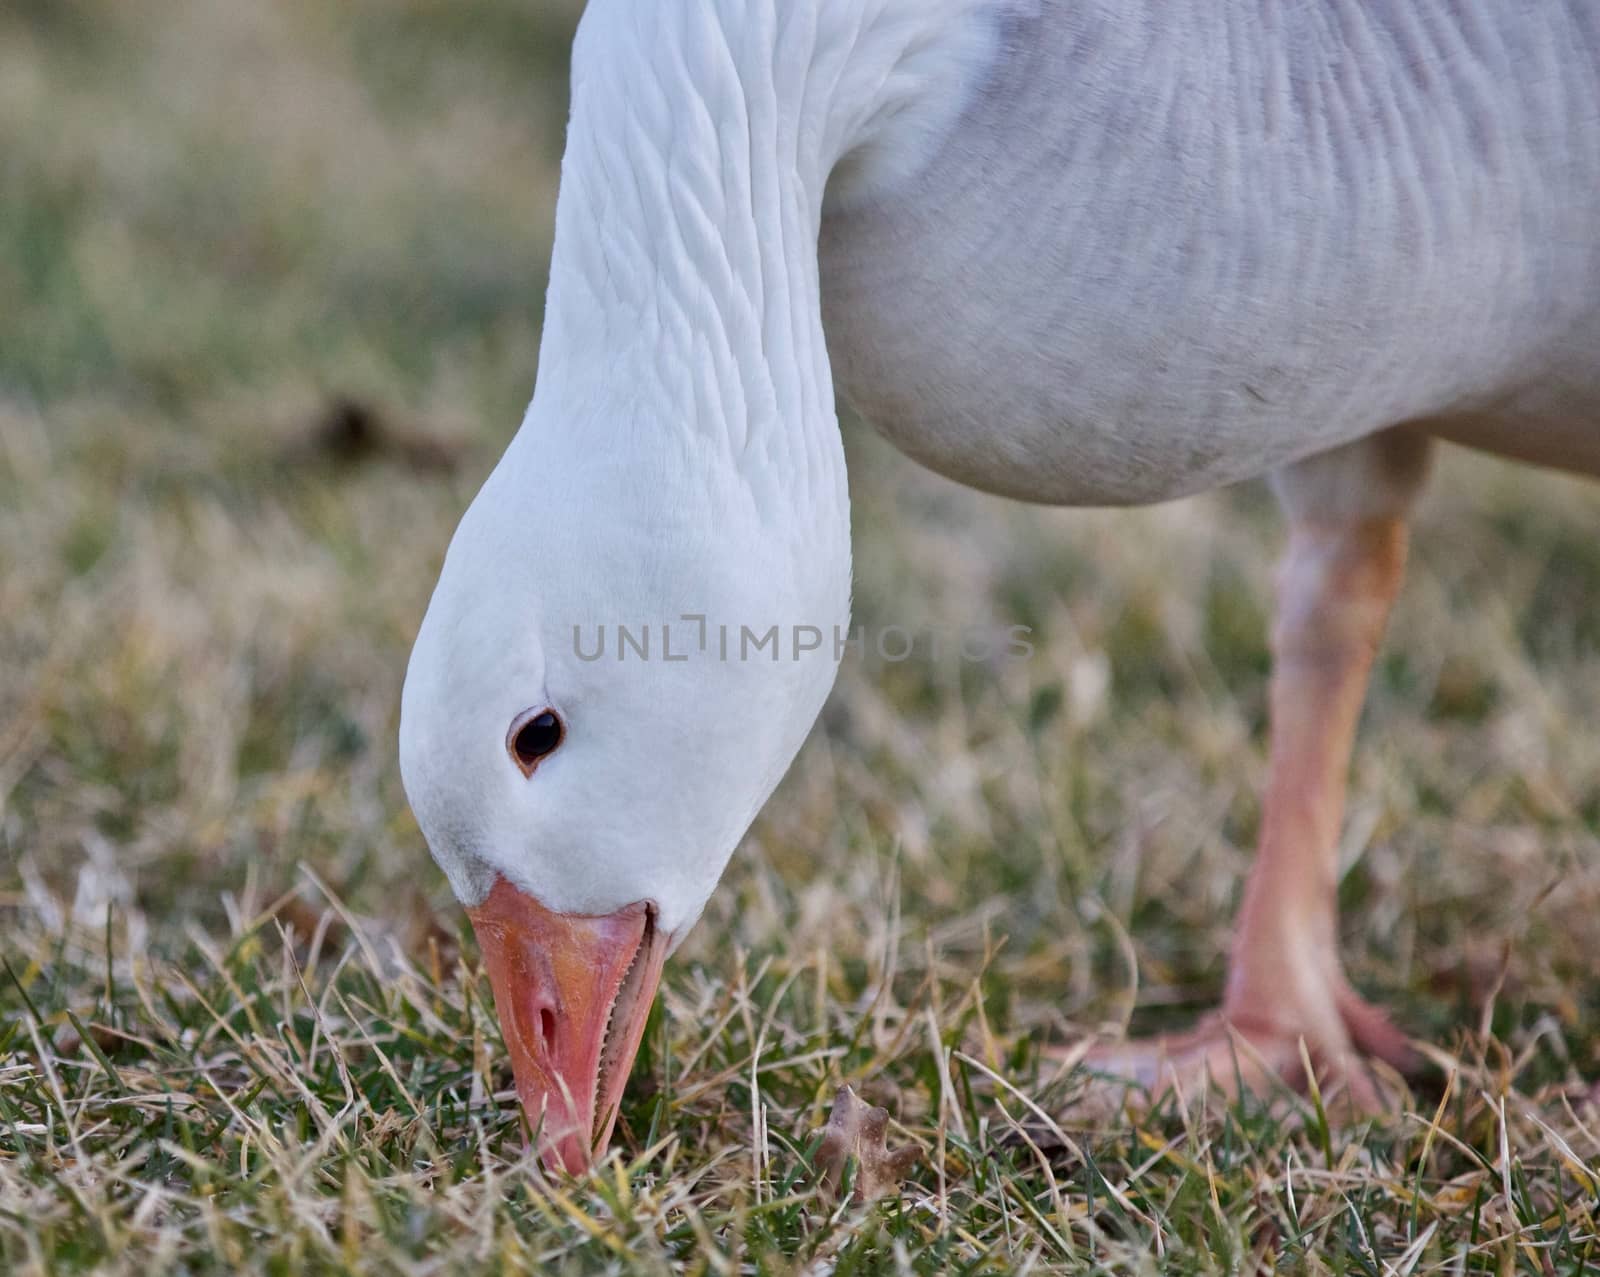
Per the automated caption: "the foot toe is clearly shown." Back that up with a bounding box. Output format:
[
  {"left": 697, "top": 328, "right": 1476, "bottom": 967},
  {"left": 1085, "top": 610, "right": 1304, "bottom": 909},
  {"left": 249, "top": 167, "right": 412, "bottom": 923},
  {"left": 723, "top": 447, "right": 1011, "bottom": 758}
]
[
  {"left": 1065, "top": 1007, "right": 1411, "bottom": 1120},
  {"left": 1335, "top": 985, "right": 1420, "bottom": 1074}
]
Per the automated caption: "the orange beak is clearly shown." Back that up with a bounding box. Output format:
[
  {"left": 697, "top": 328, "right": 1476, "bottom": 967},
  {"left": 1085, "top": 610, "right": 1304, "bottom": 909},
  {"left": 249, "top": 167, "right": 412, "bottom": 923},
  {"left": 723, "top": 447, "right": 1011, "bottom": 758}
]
[{"left": 466, "top": 876, "right": 668, "bottom": 1173}]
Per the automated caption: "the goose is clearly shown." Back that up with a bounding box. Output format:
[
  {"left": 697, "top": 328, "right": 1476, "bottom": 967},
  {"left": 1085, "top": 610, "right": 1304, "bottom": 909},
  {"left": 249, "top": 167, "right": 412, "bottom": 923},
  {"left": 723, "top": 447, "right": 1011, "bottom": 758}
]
[{"left": 398, "top": 0, "right": 1600, "bottom": 1173}]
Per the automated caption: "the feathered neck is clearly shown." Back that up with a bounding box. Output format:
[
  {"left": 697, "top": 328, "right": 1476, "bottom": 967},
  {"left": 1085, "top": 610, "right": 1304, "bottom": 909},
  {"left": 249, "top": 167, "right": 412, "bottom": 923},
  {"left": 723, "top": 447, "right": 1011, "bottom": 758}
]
[{"left": 499, "top": 0, "right": 998, "bottom": 526}]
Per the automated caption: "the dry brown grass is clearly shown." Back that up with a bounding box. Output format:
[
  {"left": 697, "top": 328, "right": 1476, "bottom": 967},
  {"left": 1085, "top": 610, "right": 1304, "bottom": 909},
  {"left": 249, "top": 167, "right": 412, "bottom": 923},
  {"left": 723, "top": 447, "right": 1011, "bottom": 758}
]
[{"left": 2, "top": 2, "right": 1598, "bottom": 1271}]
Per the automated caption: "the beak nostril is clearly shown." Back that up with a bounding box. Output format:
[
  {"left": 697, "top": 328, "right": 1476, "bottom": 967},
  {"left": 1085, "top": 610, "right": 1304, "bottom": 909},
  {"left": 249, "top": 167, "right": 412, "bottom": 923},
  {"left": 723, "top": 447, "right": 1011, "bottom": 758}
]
[{"left": 539, "top": 1007, "right": 557, "bottom": 1050}]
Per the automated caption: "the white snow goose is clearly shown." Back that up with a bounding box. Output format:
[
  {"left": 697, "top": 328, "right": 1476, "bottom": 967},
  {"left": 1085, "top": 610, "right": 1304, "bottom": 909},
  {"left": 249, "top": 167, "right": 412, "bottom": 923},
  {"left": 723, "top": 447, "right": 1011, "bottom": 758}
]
[{"left": 398, "top": 0, "right": 1600, "bottom": 1172}]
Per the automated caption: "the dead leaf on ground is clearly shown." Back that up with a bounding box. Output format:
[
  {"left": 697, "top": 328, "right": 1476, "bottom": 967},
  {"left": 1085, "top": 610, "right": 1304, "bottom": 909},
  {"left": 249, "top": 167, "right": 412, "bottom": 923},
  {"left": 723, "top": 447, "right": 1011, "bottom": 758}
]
[
  {"left": 277, "top": 887, "right": 459, "bottom": 973},
  {"left": 814, "top": 1085, "right": 920, "bottom": 1201},
  {"left": 297, "top": 395, "right": 464, "bottom": 474}
]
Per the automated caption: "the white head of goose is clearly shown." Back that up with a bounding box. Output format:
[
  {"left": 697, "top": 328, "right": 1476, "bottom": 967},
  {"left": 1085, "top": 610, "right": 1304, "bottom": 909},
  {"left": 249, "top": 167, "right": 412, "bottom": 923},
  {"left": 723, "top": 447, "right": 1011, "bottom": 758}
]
[{"left": 401, "top": 0, "right": 1600, "bottom": 1172}]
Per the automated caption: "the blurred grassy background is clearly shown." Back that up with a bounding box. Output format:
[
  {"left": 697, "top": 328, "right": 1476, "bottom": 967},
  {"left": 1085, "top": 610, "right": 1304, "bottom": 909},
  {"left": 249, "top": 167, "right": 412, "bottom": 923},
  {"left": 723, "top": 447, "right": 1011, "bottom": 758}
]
[{"left": 2, "top": 2, "right": 1598, "bottom": 1271}]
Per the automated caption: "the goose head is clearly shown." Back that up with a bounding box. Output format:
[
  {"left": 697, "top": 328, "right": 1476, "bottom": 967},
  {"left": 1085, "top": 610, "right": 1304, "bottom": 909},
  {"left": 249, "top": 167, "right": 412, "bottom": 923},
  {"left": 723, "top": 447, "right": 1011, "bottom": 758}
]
[{"left": 399, "top": 408, "right": 849, "bottom": 1171}]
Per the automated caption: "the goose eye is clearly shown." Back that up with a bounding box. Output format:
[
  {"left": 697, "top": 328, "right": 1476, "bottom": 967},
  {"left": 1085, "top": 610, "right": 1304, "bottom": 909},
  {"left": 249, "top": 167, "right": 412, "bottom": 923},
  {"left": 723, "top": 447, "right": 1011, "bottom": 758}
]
[{"left": 509, "top": 710, "right": 563, "bottom": 775}]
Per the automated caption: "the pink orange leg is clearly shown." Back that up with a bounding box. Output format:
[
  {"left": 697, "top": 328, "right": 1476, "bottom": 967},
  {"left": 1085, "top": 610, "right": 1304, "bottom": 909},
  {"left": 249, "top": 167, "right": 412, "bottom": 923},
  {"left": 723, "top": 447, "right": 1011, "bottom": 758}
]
[{"left": 1082, "top": 432, "right": 1433, "bottom": 1113}]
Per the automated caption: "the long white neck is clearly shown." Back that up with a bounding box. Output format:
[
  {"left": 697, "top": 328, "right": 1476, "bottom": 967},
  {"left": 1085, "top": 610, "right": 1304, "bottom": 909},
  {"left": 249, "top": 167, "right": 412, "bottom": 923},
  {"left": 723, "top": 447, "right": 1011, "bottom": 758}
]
[{"left": 504, "top": 0, "right": 999, "bottom": 552}]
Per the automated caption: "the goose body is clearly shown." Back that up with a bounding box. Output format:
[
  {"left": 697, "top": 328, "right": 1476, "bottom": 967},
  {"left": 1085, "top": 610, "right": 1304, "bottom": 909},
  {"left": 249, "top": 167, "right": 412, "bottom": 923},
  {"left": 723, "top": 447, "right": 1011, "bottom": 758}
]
[
  {"left": 823, "top": 1, "right": 1600, "bottom": 502},
  {"left": 400, "top": 0, "right": 1600, "bottom": 1172}
]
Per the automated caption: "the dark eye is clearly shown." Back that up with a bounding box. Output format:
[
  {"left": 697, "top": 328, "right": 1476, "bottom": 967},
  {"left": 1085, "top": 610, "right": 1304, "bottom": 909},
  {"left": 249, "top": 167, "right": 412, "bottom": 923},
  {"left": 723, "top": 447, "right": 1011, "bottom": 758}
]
[{"left": 508, "top": 709, "right": 563, "bottom": 775}]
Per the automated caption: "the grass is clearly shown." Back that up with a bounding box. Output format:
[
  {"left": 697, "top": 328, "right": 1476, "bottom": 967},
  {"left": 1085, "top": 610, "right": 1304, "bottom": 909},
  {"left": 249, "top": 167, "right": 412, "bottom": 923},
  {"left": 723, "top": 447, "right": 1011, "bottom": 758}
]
[{"left": 2, "top": 1, "right": 1598, "bottom": 1271}]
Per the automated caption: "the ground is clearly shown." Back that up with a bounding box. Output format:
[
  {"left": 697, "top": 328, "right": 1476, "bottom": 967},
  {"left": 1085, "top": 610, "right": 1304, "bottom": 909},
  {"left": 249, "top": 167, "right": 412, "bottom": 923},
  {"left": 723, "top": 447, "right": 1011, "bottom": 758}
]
[{"left": 2, "top": 2, "right": 1598, "bottom": 1273}]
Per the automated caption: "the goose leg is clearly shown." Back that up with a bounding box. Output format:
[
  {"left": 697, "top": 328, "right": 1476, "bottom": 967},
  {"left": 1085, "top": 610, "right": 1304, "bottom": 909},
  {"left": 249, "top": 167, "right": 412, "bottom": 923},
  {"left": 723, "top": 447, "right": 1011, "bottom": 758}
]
[{"left": 1082, "top": 431, "right": 1433, "bottom": 1112}]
